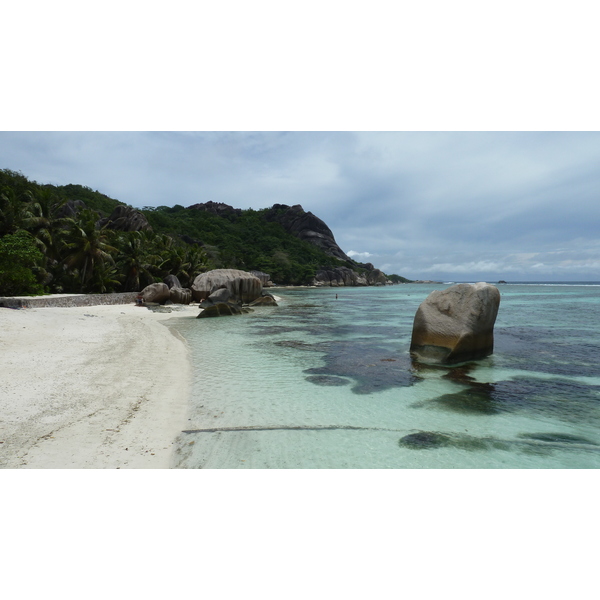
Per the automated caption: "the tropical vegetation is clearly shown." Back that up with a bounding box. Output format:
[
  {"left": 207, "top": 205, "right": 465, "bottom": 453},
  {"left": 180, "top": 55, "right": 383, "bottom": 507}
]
[
  {"left": 0, "top": 168, "right": 408, "bottom": 296},
  {"left": 0, "top": 169, "right": 211, "bottom": 295}
]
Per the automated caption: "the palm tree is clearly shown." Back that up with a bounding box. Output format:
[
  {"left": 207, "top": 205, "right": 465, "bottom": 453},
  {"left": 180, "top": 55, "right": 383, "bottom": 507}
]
[
  {"left": 182, "top": 244, "right": 210, "bottom": 286},
  {"left": 115, "top": 231, "right": 160, "bottom": 291},
  {"left": 22, "top": 188, "right": 70, "bottom": 263},
  {"left": 88, "top": 261, "right": 121, "bottom": 293},
  {"left": 62, "top": 209, "right": 118, "bottom": 292},
  {"left": 157, "top": 245, "right": 188, "bottom": 283},
  {"left": 149, "top": 232, "right": 175, "bottom": 254},
  {"left": 0, "top": 186, "right": 28, "bottom": 236},
  {"left": 155, "top": 243, "right": 210, "bottom": 287}
]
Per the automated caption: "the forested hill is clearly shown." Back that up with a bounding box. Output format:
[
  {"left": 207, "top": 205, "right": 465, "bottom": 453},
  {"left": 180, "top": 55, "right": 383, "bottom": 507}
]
[{"left": 0, "top": 168, "right": 411, "bottom": 296}]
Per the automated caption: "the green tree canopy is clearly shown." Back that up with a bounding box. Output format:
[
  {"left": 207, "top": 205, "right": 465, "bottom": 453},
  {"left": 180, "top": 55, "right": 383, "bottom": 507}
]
[{"left": 0, "top": 230, "right": 45, "bottom": 296}]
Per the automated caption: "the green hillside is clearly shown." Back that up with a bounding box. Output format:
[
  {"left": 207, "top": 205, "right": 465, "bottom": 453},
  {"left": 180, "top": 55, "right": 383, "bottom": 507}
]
[
  {"left": 141, "top": 205, "right": 346, "bottom": 283},
  {"left": 0, "top": 169, "right": 362, "bottom": 295}
]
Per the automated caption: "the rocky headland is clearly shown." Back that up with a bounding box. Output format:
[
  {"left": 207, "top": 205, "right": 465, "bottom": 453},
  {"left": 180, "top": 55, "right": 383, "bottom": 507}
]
[
  {"left": 0, "top": 168, "right": 411, "bottom": 297},
  {"left": 264, "top": 203, "right": 351, "bottom": 262},
  {"left": 183, "top": 201, "right": 399, "bottom": 288}
]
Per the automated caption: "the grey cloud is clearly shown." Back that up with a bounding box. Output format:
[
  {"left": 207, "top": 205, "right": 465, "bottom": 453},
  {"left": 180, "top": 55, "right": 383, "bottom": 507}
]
[{"left": 1, "top": 131, "right": 599, "bottom": 281}]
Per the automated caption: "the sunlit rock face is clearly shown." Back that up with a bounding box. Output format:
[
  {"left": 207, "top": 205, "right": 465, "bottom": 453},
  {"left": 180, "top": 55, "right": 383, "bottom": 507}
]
[
  {"left": 191, "top": 269, "right": 262, "bottom": 304},
  {"left": 410, "top": 282, "right": 501, "bottom": 365},
  {"left": 264, "top": 204, "right": 351, "bottom": 261}
]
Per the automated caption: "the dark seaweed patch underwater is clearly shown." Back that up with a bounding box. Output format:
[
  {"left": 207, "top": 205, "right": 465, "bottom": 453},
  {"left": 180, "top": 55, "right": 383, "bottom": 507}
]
[
  {"left": 398, "top": 430, "right": 600, "bottom": 457},
  {"left": 410, "top": 376, "right": 600, "bottom": 424},
  {"left": 303, "top": 339, "right": 418, "bottom": 394}
]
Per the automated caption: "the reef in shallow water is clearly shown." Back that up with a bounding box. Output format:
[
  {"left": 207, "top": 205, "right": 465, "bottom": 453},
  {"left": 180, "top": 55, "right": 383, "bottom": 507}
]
[
  {"left": 398, "top": 430, "right": 600, "bottom": 456},
  {"left": 411, "top": 375, "right": 600, "bottom": 424},
  {"left": 303, "top": 339, "right": 419, "bottom": 394}
]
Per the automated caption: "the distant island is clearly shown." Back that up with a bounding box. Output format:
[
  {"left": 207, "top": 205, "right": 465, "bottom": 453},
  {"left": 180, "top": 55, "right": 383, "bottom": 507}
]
[{"left": 0, "top": 168, "right": 412, "bottom": 296}]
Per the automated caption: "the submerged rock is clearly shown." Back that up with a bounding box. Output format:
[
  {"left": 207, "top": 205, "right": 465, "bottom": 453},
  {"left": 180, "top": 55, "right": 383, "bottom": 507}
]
[
  {"left": 398, "top": 429, "right": 600, "bottom": 455},
  {"left": 197, "top": 302, "right": 245, "bottom": 318},
  {"left": 410, "top": 282, "right": 500, "bottom": 365},
  {"left": 517, "top": 432, "right": 598, "bottom": 445},
  {"left": 198, "top": 303, "right": 235, "bottom": 318},
  {"left": 305, "top": 375, "right": 350, "bottom": 386},
  {"left": 399, "top": 432, "right": 452, "bottom": 449},
  {"left": 303, "top": 339, "right": 417, "bottom": 395},
  {"left": 249, "top": 295, "right": 278, "bottom": 307}
]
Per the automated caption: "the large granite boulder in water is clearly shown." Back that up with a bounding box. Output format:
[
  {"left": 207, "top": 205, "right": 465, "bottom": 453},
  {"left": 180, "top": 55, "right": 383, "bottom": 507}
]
[
  {"left": 191, "top": 269, "right": 262, "bottom": 303},
  {"left": 410, "top": 282, "right": 500, "bottom": 365},
  {"left": 140, "top": 282, "right": 170, "bottom": 304}
]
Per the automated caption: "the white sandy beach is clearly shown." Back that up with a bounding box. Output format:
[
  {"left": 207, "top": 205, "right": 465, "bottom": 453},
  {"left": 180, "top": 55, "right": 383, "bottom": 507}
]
[{"left": 0, "top": 302, "right": 198, "bottom": 468}]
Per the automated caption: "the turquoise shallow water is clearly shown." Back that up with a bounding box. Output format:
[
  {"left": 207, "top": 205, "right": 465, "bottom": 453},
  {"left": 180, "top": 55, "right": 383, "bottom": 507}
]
[{"left": 171, "top": 283, "right": 600, "bottom": 468}]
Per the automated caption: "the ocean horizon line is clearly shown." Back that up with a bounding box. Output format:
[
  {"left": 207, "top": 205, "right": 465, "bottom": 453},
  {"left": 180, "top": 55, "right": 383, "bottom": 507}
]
[{"left": 439, "top": 280, "right": 600, "bottom": 286}]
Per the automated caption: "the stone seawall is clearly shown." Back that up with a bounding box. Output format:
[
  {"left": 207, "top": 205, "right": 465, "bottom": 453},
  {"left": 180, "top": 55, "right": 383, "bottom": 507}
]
[{"left": 0, "top": 292, "right": 139, "bottom": 309}]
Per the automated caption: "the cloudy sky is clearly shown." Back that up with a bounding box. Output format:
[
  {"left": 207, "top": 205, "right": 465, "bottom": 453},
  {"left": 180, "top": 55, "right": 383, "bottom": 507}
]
[
  {"left": 1, "top": 131, "right": 599, "bottom": 282},
  {"left": 3, "top": 3, "right": 599, "bottom": 282}
]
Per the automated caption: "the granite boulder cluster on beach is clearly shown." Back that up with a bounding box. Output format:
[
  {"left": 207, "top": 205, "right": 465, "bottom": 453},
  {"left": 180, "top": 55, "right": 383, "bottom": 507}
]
[
  {"left": 139, "top": 268, "right": 277, "bottom": 317},
  {"left": 140, "top": 269, "right": 501, "bottom": 364}
]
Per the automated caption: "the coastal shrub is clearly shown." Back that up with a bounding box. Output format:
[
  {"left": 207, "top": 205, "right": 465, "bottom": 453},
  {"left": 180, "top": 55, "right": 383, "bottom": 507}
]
[{"left": 0, "top": 230, "right": 45, "bottom": 295}]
